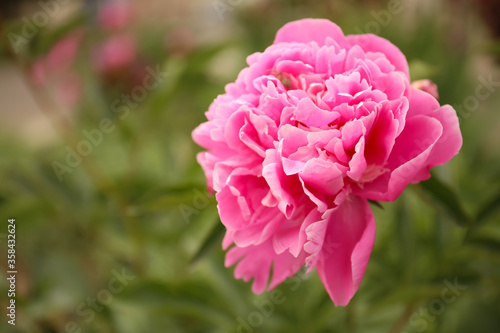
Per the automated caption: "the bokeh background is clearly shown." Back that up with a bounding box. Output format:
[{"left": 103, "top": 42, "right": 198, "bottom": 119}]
[{"left": 1, "top": 0, "right": 499, "bottom": 332}]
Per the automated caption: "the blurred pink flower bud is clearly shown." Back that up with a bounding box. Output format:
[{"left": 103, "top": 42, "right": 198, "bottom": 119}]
[
  {"left": 93, "top": 33, "right": 137, "bottom": 75},
  {"left": 411, "top": 79, "right": 439, "bottom": 100},
  {"left": 46, "top": 29, "right": 85, "bottom": 73},
  {"left": 98, "top": 1, "right": 134, "bottom": 31},
  {"left": 30, "top": 29, "right": 84, "bottom": 87}
]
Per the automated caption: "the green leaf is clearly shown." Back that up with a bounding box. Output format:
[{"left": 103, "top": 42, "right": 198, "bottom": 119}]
[
  {"left": 120, "top": 281, "right": 235, "bottom": 329},
  {"left": 419, "top": 175, "right": 472, "bottom": 227},
  {"left": 138, "top": 183, "right": 208, "bottom": 211},
  {"left": 468, "top": 235, "right": 500, "bottom": 253},
  {"left": 465, "top": 191, "right": 500, "bottom": 240},
  {"left": 189, "top": 220, "right": 225, "bottom": 266},
  {"left": 476, "top": 191, "right": 500, "bottom": 223}
]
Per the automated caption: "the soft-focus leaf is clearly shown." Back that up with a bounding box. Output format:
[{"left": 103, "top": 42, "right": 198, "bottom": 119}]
[
  {"left": 476, "top": 191, "right": 500, "bottom": 223},
  {"left": 189, "top": 220, "right": 225, "bottom": 266},
  {"left": 419, "top": 175, "right": 472, "bottom": 227},
  {"left": 468, "top": 235, "right": 500, "bottom": 252}
]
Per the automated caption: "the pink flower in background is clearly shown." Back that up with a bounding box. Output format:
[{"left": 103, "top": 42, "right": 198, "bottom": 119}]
[
  {"left": 92, "top": 33, "right": 137, "bottom": 74},
  {"left": 30, "top": 30, "right": 84, "bottom": 108},
  {"left": 411, "top": 79, "right": 439, "bottom": 100},
  {"left": 46, "top": 29, "right": 84, "bottom": 72},
  {"left": 98, "top": 1, "right": 134, "bottom": 31},
  {"left": 31, "top": 30, "right": 84, "bottom": 86},
  {"left": 192, "top": 19, "right": 462, "bottom": 305}
]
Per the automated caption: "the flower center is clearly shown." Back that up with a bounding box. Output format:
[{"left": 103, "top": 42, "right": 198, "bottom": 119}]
[{"left": 275, "top": 71, "right": 328, "bottom": 104}]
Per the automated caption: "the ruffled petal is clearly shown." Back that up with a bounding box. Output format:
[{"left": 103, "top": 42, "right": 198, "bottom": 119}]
[
  {"left": 345, "top": 34, "right": 409, "bottom": 79},
  {"left": 406, "top": 88, "right": 462, "bottom": 166},
  {"left": 274, "top": 19, "right": 345, "bottom": 45},
  {"left": 313, "top": 195, "right": 376, "bottom": 306},
  {"left": 354, "top": 115, "right": 443, "bottom": 201},
  {"left": 225, "top": 238, "right": 306, "bottom": 294}
]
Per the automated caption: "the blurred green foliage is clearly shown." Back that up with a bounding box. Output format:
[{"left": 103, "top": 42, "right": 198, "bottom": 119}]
[{"left": 1, "top": 0, "right": 500, "bottom": 332}]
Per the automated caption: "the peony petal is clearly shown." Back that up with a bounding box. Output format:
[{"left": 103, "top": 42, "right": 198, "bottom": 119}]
[
  {"left": 314, "top": 195, "right": 376, "bottom": 306},
  {"left": 274, "top": 19, "right": 345, "bottom": 45},
  {"left": 363, "top": 105, "right": 399, "bottom": 166},
  {"left": 347, "top": 137, "right": 367, "bottom": 181},
  {"left": 232, "top": 206, "right": 286, "bottom": 247},
  {"left": 300, "top": 158, "right": 344, "bottom": 196},
  {"left": 424, "top": 105, "right": 462, "bottom": 166},
  {"left": 293, "top": 98, "right": 340, "bottom": 128},
  {"left": 340, "top": 118, "right": 364, "bottom": 150},
  {"left": 407, "top": 86, "right": 440, "bottom": 117},
  {"left": 276, "top": 60, "right": 314, "bottom": 76},
  {"left": 411, "top": 79, "right": 439, "bottom": 100},
  {"left": 216, "top": 186, "right": 247, "bottom": 229},
  {"left": 354, "top": 115, "right": 443, "bottom": 201},
  {"left": 406, "top": 88, "right": 462, "bottom": 166},
  {"left": 278, "top": 124, "right": 309, "bottom": 157},
  {"left": 225, "top": 238, "right": 306, "bottom": 294},
  {"left": 262, "top": 149, "right": 303, "bottom": 218},
  {"left": 345, "top": 34, "right": 409, "bottom": 79}
]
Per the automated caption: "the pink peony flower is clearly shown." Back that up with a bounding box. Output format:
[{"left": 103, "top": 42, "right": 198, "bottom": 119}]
[{"left": 192, "top": 19, "right": 462, "bottom": 306}]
